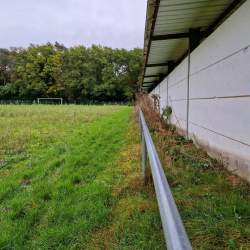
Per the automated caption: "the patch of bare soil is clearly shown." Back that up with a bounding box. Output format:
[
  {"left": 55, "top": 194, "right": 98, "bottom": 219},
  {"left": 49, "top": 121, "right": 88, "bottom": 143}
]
[{"left": 21, "top": 179, "right": 31, "bottom": 185}]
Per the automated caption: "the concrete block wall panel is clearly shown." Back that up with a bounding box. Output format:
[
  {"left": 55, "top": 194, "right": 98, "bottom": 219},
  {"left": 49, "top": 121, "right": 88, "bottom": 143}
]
[
  {"left": 188, "top": 123, "right": 250, "bottom": 181},
  {"left": 190, "top": 48, "right": 250, "bottom": 99},
  {"left": 168, "top": 79, "right": 187, "bottom": 101},
  {"left": 189, "top": 1, "right": 250, "bottom": 75},
  {"left": 160, "top": 99, "right": 187, "bottom": 136},
  {"left": 150, "top": 77, "right": 166, "bottom": 110},
  {"left": 159, "top": 81, "right": 166, "bottom": 96},
  {"left": 158, "top": 77, "right": 168, "bottom": 103},
  {"left": 160, "top": 100, "right": 167, "bottom": 109},
  {"left": 170, "top": 100, "right": 187, "bottom": 122},
  {"left": 170, "top": 100, "right": 187, "bottom": 137},
  {"left": 153, "top": 85, "right": 159, "bottom": 95},
  {"left": 173, "top": 118, "right": 186, "bottom": 137},
  {"left": 159, "top": 98, "right": 167, "bottom": 113},
  {"left": 168, "top": 57, "right": 188, "bottom": 88},
  {"left": 148, "top": 1, "right": 250, "bottom": 181},
  {"left": 159, "top": 81, "right": 167, "bottom": 96},
  {"left": 189, "top": 98, "right": 250, "bottom": 146}
]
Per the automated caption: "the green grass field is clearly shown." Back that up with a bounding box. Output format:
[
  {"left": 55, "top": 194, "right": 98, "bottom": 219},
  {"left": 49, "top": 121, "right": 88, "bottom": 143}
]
[
  {"left": 0, "top": 105, "right": 166, "bottom": 250},
  {"left": 3, "top": 104, "right": 249, "bottom": 250},
  {"left": 0, "top": 105, "right": 134, "bottom": 249}
]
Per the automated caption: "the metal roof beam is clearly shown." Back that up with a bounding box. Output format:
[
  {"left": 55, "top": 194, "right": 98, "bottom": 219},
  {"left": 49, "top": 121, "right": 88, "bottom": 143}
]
[
  {"left": 176, "top": 29, "right": 200, "bottom": 65},
  {"left": 151, "top": 31, "right": 209, "bottom": 41},
  {"left": 148, "top": 81, "right": 159, "bottom": 92},
  {"left": 168, "top": 61, "right": 175, "bottom": 75},
  {"left": 159, "top": 73, "right": 164, "bottom": 82},
  {"left": 141, "top": 0, "right": 245, "bottom": 88},
  {"left": 177, "top": 0, "right": 243, "bottom": 66},
  {"left": 189, "top": 28, "right": 201, "bottom": 53},
  {"left": 146, "top": 63, "right": 169, "bottom": 67},
  {"left": 207, "top": 0, "right": 243, "bottom": 33},
  {"left": 146, "top": 62, "right": 178, "bottom": 68},
  {"left": 144, "top": 75, "right": 160, "bottom": 78}
]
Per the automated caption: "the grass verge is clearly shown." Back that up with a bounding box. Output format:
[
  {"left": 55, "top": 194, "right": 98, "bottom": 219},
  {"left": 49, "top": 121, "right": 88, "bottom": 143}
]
[{"left": 133, "top": 91, "right": 250, "bottom": 249}]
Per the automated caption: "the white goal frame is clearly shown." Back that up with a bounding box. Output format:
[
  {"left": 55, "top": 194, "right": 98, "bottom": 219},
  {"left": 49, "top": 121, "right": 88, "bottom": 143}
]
[{"left": 37, "top": 98, "right": 63, "bottom": 105}]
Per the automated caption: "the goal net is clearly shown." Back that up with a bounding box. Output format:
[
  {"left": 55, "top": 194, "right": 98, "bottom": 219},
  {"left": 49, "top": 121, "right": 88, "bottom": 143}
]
[{"left": 37, "top": 98, "right": 63, "bottom": 105}]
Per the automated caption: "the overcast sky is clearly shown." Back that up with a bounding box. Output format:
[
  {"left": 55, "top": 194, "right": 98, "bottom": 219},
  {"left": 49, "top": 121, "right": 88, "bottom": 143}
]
[{"left": 1, "top": 0, "right": 147, "bottom": 50}]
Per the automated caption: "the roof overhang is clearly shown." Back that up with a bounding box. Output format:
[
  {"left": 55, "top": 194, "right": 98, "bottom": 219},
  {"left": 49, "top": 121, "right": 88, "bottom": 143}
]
[{"left": 141, "top": 0, "right": 246, "bottom": 89}]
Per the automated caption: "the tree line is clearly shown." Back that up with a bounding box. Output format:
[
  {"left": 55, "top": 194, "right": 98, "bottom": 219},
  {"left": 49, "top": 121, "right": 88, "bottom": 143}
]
[{"left": 0, "top": 42, "right": 143, "bottom": 102}]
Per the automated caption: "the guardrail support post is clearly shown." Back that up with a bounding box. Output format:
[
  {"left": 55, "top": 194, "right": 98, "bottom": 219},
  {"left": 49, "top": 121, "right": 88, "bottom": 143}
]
[
  {"left": 139, "top": 112, "right": 142, "bottom": 138},
  {"left": 142, "top": 128, "right": 147, "bottom": 184}
]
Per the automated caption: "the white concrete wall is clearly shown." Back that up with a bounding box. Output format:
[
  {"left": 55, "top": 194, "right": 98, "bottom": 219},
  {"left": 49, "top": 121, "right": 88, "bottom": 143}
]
[{"left": 151, "top": 1, "right": 250, "bottom": 181}]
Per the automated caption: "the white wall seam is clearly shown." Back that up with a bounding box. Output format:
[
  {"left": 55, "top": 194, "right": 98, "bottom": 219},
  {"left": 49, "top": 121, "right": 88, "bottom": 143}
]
[
  {"left": 167, "top": 95, "right": 250, "bottom": 102},
  {"left": 161, "top": 78, "right": 187, "bottom": 92},
  {"left": 167, "top": 116, "right": 250, "bottom": 148},
  {"left": 189, "top": 45, "right": 250, "bottom": 78},
  {"left": 188, "top": 121, "right": 250, "bottom": 148}
]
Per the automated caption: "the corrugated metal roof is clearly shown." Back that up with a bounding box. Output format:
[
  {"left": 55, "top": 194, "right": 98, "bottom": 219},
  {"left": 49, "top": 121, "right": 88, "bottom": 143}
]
[
  {"left": 145, "top": 66, "right": 168, "bottom": 75},
  {"left": 148, "top": 39, "right": 189, "bottom": 64},
  {"left": 141, "top": 0, "right": 246, "bottom": 90}
]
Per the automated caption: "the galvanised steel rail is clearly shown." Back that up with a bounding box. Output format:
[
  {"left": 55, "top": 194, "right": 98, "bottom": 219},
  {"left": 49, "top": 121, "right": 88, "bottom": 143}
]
[{"left": 139, "top": 109, "right": 193, "bottom": 250}]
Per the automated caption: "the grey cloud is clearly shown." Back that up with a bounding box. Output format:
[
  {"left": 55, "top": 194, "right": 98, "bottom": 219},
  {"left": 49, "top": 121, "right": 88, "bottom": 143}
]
[{"left": 0, "top": 0, "right": 147, "bottom": 49}]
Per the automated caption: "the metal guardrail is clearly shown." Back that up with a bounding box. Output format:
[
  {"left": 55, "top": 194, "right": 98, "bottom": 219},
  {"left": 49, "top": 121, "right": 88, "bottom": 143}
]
[{"left": 139, "top": 109, "right": 193, "bottom": 250}]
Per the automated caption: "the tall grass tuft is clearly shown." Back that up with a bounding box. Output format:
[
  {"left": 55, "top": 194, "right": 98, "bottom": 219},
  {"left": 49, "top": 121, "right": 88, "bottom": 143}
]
[{"left": 134, "top": 90, "right": 162, "bottom": 130}]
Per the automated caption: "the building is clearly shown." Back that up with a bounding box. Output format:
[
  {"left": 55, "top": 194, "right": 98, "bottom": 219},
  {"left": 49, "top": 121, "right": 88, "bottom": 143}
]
[{"left": 141, "top": 0, "right": 250, "bottom": 181}]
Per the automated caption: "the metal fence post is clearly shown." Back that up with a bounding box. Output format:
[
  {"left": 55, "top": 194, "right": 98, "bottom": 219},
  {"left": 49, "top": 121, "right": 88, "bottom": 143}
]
[
  {"left": 139, "top": 113, "right": 142, "bottom": 138},
  {"left": 142, "top": 128, "right": 147, "bottom": 184}
]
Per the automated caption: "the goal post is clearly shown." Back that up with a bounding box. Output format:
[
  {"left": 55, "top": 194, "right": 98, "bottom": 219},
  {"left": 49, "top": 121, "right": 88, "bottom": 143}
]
[{"left": 37, "top": 98, "right": 63, "bottom": 105}]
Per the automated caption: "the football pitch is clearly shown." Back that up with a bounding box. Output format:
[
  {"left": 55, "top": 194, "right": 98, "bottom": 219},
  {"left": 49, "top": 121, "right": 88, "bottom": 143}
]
[{"left": 0, "top": 105, "right": 141, "bottom": 249}]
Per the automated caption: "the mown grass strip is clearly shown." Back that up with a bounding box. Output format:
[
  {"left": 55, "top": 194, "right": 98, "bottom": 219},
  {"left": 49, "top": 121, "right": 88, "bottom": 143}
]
[{"left": 83, "top": 113, "right": 166, "bottom": 250}]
